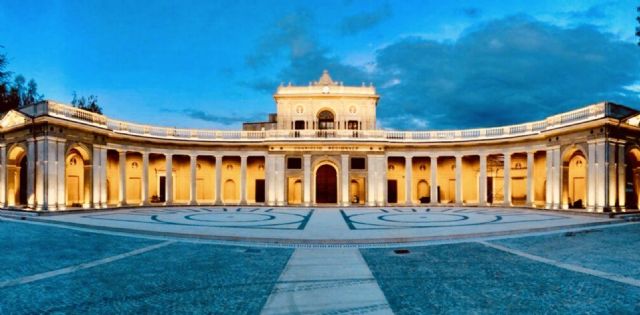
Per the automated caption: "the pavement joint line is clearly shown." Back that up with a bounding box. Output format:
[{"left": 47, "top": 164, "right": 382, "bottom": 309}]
[
  {"left": 478, "top": 240, "right": 640, "bottom": 288},
  {"left": 0, "top": 240, "right": 175, "bottom": 289}
]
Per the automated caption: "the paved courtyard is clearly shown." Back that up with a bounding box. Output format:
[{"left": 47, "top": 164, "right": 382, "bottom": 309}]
[
  {"left": 35, "top": 207, "right": 613, "bottom": 244},
  {"left": 0, "top": 207, "right": 638, "bottom": 314}
]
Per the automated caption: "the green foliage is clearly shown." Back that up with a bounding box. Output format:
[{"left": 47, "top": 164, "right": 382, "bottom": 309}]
[
  {"left": 71, "top": 91, "right": 103, "bottom": 114},
  {"left": 0, "top": 49, "right": 44, "bottom": 113}
]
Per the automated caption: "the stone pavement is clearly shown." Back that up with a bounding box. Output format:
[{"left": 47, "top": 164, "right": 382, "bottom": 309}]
[
  {"left": 34, "top": 207, "right": 617, "bottom": 245},
  {"left": 261, "top": 248, "right": 392, "bottom": 314}
]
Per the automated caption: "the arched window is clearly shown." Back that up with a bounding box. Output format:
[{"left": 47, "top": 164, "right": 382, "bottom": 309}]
[{"left": 317, "top": 110, "right": 334, "bottom": 130}]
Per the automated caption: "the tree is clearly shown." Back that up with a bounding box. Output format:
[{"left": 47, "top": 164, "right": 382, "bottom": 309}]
[
  {"left": 71, "top": 91, "right": 103, "bottom": 114},
  {"left": 24, "top": 79, "right": 42, "bottom": 106}
]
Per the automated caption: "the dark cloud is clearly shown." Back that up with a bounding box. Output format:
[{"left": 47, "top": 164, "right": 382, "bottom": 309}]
[
  {"left": 374, "top": 16, "right": 640, "bottom": 129},
  {"left": 245, "top": 10, "right": 318, "bottom": 70},
  {"left": 162, "top": 108, "right": 265, "bottom": 126},
  {"left": 460, "top": 7, "right": 481, "bottom": 19},
  {"left": 244, "top": 10, "right": 371, "bottom": 88},
  {"left": 245, "top": 14, "right": 640, "bottom": 130},
  {"left": 339, "top": 4, "right": 392, "bottom": 36},
  {"left": 567, "top": 3, "right": 609, "bottom": 20}
]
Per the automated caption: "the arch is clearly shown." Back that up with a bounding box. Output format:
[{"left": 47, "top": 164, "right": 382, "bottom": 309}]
[
  {"left": 317, "top": 109, "right": 335, "bottom": 130},
  {"left": 65, "top": 142, "right": 91, "bottom": 162},
  {"left": 223, "top": 179, "right": 237, "bottom": 203},
  {"left": 292, "top": 179, "right": 302, "bottom": 204},
  {"left": 7, "top": 143, "right": 28, "bottom": 206},
  {"left": 65, "top": 145, "right": 92, "bottom": 208},
  {"left": 315, "top": 163, "right": 338, "bottom": 204},
  {"left": 561, "top": 147, "right": 587, "bottom": 209},
  {"left": 626, "top": 147, "right": 640, "bottom": 209},
  {"left": 350, "top": 180, "right": 359, "bottom": 203},
  {"left": 417, "top": 180, "right": 429, "bottom": 203}
]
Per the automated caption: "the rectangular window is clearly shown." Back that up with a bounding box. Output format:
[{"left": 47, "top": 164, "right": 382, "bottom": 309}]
[
  {"left": 287, "top": 157, "right": 302, "bottom": 170},
  {"left": 294, "top": 120, "right": 305, "bottom": 130},
  {"left": 348, "top": 120, "right": 359, "bottom": 130},
  {"left": 350, "top": 157, "right": 366, "bottom": 170}
]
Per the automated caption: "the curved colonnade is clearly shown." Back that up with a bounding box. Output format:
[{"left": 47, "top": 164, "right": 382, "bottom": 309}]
[{"left": 1, "top": 101, "right": 640, "bottom": 212}]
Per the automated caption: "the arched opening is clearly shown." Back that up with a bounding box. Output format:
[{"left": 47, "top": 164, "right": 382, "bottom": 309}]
[
  {"left": 315, "top": 164, "right": 337, "bottom": 203},
  {"left": 66, "top": 150, "right": 84, "bottom": 207},
  {"left": 626, "top": 148, "right": 640, "bottom": 210},
  {"left": 292, "top": 180, "right": 302, "bottom": 204},
  {"left": 7, "top": 145, "right": 28, "bottom": 207},
  {"left": 224, "top": 179, "right": 237, "bottom": 203},
  {"left": 417, "top": 180, "right": 429, "bottom": 203},
  {"left": 317, "top": 110, "right": 334, "bottom": 130},
  {"left": 350, "top": 180, "right": 360, "bottom": 204},
  {"left": 562, "top": 148, "right": 587, "bottom": 209},
  {"left": 65, "top": 146, "right": 91, "bottom": 208}
]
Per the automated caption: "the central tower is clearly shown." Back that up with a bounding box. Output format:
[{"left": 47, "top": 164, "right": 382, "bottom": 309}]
[{"left": 273, "top": 70, "right": 379, "bottom": 131}]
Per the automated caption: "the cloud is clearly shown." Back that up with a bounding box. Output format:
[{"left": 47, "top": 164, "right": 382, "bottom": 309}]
[
  {"left": 373, "top": 15, "right": 640, "bottom": 129},
  {"left": 245, "top": 14, "right": 640, "bottom": 130},
  {"left": 244, "top": 10, "right": 371, "bottom": 88},
  {"left": 162, "top": 108, "right": 266, "bottom": 126},
  {"left": 339, "top": 4, "right": 392, "bottom": 36},
  {"left": 460, "top": 7, "right": 481, "bottom": 19}
]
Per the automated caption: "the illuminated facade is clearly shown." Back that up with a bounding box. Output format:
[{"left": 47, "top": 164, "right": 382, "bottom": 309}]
[{"left": 1, "top": 70, "right": 640, "bottom": 212}]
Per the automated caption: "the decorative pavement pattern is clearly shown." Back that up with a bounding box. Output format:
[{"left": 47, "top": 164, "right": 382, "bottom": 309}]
[
  {"left": 0, "top": 210, "right": 639, "bottom": 313},
  {"left": 36, "top": 206, "right": 614, "bottom": 243},
  {"left": 340, "top": 208, "right": 567, "bottom": 230},
  {"left": 81, "top": 207, "right": 314, "bottom": 230}
]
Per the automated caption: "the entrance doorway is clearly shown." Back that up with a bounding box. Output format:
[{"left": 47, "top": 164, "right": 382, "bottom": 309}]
[
  {"left": 159, "top": 176, "right": 166, "bottom": 202},
  {"left": 387, "top": 180, "right": 398, "bottom": 203},
  {"left": 255, "top": 179, "right": 265, "bottom": 203},
  {"left": 316, "top": 164, "right": 337, "bottom": 203}
]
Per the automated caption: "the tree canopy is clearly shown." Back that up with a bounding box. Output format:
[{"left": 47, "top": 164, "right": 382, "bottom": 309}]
[{"left": 0, "top": 48, "right": 103, "bottom": 115}]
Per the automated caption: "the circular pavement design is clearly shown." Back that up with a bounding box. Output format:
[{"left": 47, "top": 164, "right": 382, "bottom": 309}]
[{"left": 30, "top": 207, "right": 620, "bottom": 247}]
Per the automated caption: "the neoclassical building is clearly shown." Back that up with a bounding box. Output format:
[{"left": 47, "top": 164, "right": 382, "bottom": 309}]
[{"left": 1, "top": 71, "right": 640, "bottom": 212}]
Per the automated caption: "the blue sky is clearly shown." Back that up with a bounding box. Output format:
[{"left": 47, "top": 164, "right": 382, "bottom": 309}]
[{"left": 1, "top": 0, "right": 639, "bottom": 130}]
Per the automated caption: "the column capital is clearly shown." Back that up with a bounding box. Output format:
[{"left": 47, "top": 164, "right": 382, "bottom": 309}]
[{"left": 0, "top": 143, "right": 5, "bottom": 148}]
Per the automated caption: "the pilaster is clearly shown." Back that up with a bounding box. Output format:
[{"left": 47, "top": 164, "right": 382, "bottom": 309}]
[
  {"left": 26, "top": 139, "right": 35, "bottom": 208},
  {"left": 190, "top": 154, "right": 198, "bottom": 205},
  {"left": 215, "top": 155, "right": 223, "bottom": 205},
  {"left": 430, "top": 156, "right": 438, "bottom": 206},
  {"left": 303, "top": 154, "right": 311, "bottom": 206},
  {"left": 240, "top": 155, "right": 247, "bottom": 205},
  {"left": 142, "top": 151, "right": 149, "bottom": 205},
  {"left": 503, "top": 152, "right": 511, "bottom": 207},
  {"left": 341, "top": 154, "right": 350, "bottom": 206},
  {"left": 0, "top": 144, "right": 6, "bottom": 208},
  {"left": 526, "top": 151, "right": 534, "bottom": 207},
  {"left": 455, "top": 155, "right": 463, "bottom": 205},
  {"left": 118, "top": 150, "right": 127, "bottom": 206},
  {"left": 165, "top": 153, "right": 173, "bottom": 205},
  {"left": 56, "top": 140, "right": 66, "bottom": 210},
  {"left": 479, "top": 154, "right": 487, "bottom": 206},
  {"left": 405, "top": 155, "right": 413, "bottom": 205}
]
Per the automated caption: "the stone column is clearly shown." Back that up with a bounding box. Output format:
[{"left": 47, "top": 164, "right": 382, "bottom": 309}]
[
  {"left": 165, "top": 153, "right": 173, "bottom": 205},
  {"left": 617, "top": 143, "right": 626, "bottom": 211},
  {"left": 240, "top": 155, "right": 247, "bottom": 205},
  {"left": 34, "top": 138, "right": 45, "bottom": 210},
  {"left": 142, "top": 151, "right": 149, "bottom": 205},
  {"left": 26, "top": 139, "right": 35, "bottom": 208},
  {"left": 118, "top": 150, "right": 127, "bottom": 206},
  {"left": 265, "top": 155, "right": 275, "bottom": 206},
  {"left": 587, "top": 142, "right": 596, "bottom": 211},
  {"left": 366, "top": 155, "right": 376, "bottom": 206},
  {"left": 545, "top": 148, "right": 553, "bottom": 209},
  {"left": 455, "top": 155, "right": 463, "bottom": 205},
  {"left": 595, "top": 141, "right": 608, "bottom": 211},
  {"left": 503, "top": 152, "right": 511, "bottom": 207},
  {"left": 100, "top": 148, "right": 108, "bottom": 208},
  {"left": 56, "top": 140, "right": 66, "bottom": 210},
  {"left": 552, "top": 148, "right": 561, "bottom": 209},
  {"left": 381, "top": 156, "right": 388, "bottom": 206},
  {"left": 341, "top": 154, "right": 350, "bottom": 206},
  {"left": 0, "top": 144, "right": 5, "bottom": 208},
  {"left": 214, "top": 155, "right": 223, "bottom": 205},
  {"left": 607, "top": 142, "right": 618, "bottom": 211},
  {"left": 430, "top": 156, "right": 438, "bottom": 205},
  {"left": 479, "top": 154, "right": 487, "bottom": 206},
  {"left": 275, "top": 155, "right": 286, "bottom": 206},
  {"left": 526, "top": 151, "right": 534, "bottom": 207},
  {"left": 303, "top": 154, "right": 311, "bottom": 206},
  {"left": 92, "top": 146, "right": 101, "bottom": 208},
  {"left": 45, "top": 138, "right": 59, "bottom": 210},
  {"left": 190, "top": 154, "right": 197, "bottom": 205},
  {"left": 405, "top": 155, "right": 413, "bottom": 205}
]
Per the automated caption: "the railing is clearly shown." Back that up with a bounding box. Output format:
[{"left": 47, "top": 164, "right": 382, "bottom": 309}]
[{"left": 16, "top": 100, "right": 610, "bottom": 143}]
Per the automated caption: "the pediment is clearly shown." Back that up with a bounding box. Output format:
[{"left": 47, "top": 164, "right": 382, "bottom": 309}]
[{"left": 0, "top": 110, "right": 29, "bottom": 129}]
